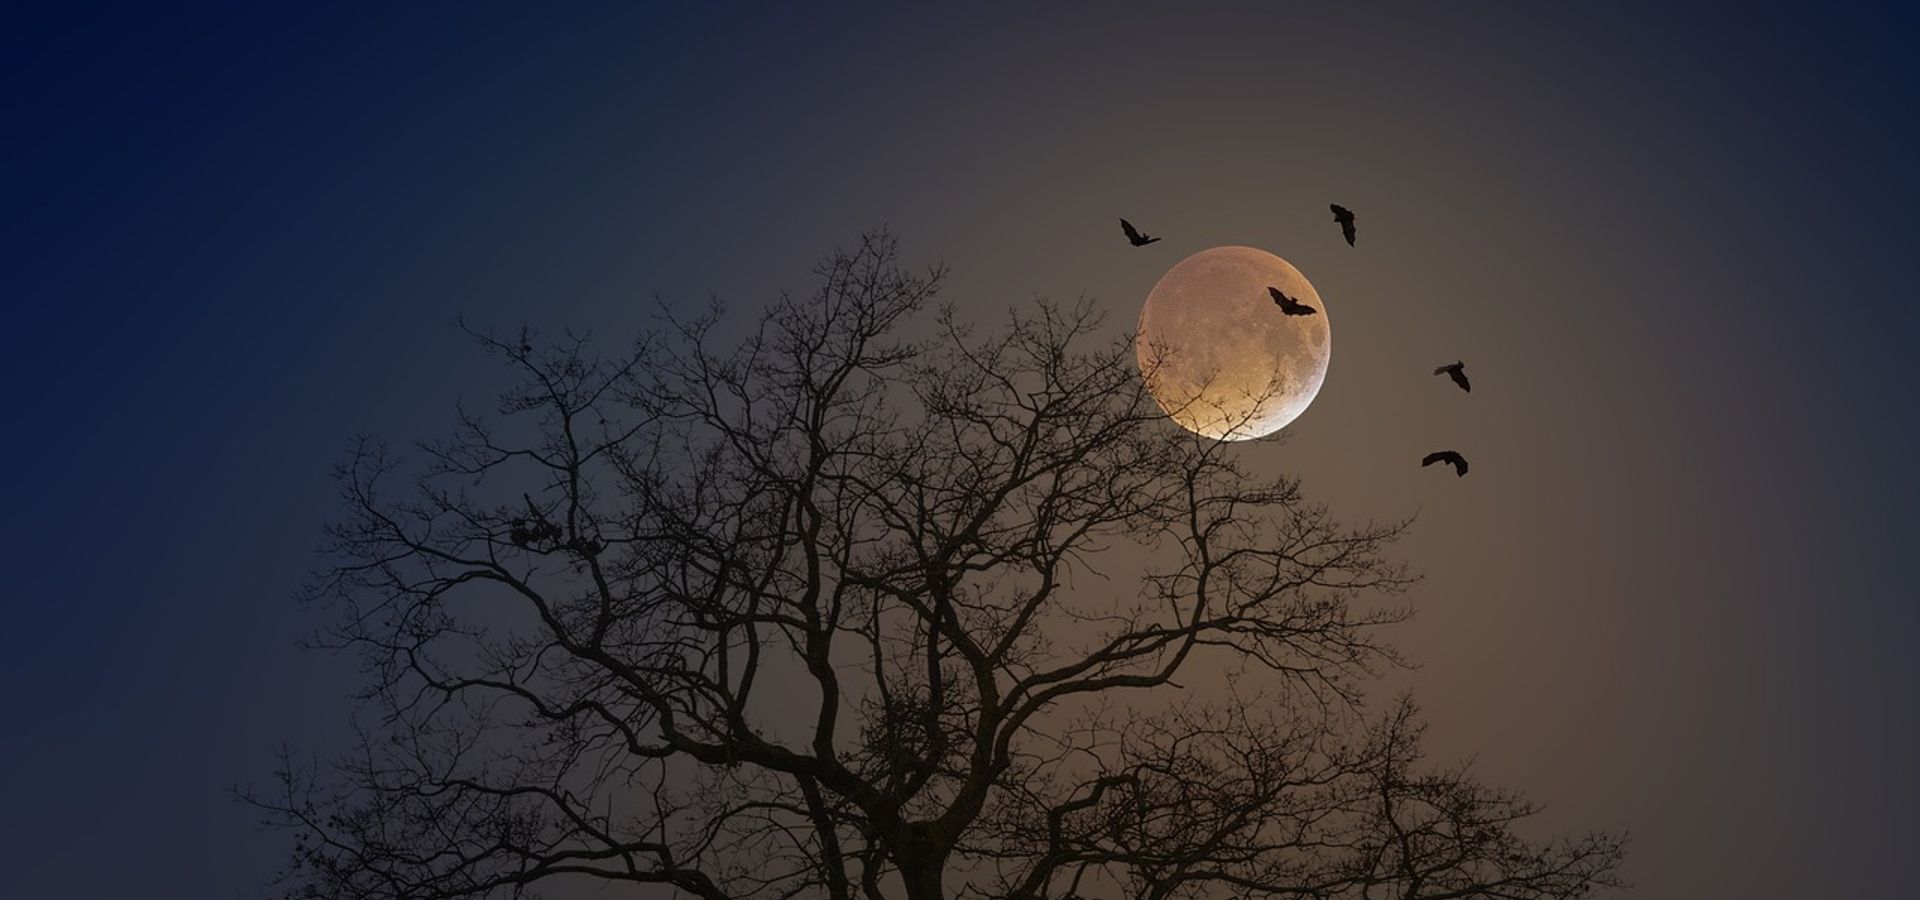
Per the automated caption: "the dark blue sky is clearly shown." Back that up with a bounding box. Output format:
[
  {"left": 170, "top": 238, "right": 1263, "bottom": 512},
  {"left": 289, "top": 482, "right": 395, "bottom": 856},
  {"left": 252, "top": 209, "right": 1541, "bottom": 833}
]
[{"left": 3, "top": 4, "right": 1917, "bottom": 898}]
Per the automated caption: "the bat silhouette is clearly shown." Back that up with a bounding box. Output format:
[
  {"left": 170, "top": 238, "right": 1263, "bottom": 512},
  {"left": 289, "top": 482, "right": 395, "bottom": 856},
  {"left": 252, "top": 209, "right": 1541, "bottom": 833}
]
[
  {"left": 1434, "top": 361, "right": 1470, "bottom": 392},
  {"left": 1329, "top": 204, "right": 1356, "bottom": 247},
  {"left": 1421, "top": 450, "right": 1468, "bottom": 477},
  {"left": 1267, "top": 286, "right": 1317, "bottom": 316},
  {"left": 1119, "top": 218, "right": 1161, "bottom": 246}
]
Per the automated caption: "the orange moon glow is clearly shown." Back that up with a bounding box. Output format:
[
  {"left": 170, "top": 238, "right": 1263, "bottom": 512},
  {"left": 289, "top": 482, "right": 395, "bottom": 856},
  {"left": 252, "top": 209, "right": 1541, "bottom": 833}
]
[{"left": 1136, "top": 246, "right": 1331, "bottom": 440}]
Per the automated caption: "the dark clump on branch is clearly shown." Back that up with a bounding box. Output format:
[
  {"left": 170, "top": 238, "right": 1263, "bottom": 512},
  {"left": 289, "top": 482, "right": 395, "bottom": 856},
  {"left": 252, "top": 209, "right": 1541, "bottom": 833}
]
[
  {"left": 246, "top": 233, "right": 1622, "bottom": 900},
  {"left": 507, "top": 493, "right": 565, "bottom": 548}
]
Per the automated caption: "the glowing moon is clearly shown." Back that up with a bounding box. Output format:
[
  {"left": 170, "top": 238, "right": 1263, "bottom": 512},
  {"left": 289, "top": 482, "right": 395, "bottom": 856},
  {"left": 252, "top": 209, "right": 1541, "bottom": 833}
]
[{"left": 1136, "top": 246, "right": 1331, "bottom": 440}]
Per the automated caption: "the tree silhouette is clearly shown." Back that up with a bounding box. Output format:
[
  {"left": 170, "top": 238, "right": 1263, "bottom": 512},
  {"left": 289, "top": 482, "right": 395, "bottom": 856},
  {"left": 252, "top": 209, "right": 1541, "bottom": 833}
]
[{"left": 251, "top": 234, "right": 1624, "bottom": 900}]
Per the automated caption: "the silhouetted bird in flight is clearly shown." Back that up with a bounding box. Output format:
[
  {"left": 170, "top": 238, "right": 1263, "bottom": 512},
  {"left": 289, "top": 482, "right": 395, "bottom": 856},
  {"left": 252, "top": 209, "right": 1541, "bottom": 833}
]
[
  {"left": 1422, "top": 450, "right": 1469, "bottom": 477},
  {"left": 1268, "top": 286, "right": 1318, "bottom": 316},
  {"left": 1329, "top": 204, "right": 1356, "bottom": 246},
  {"left": 1434, "top": 361, "right": 1471, "bottom": 392},
  {"left": 1119, "top": 218, "right": 1161, "bottom": 247}
]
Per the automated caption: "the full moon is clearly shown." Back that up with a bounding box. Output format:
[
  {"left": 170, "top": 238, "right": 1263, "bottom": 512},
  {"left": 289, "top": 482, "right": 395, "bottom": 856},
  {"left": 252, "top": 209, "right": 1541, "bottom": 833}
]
[{"left": 1136, "top": 246, "right": 1331, "bottom": 440}]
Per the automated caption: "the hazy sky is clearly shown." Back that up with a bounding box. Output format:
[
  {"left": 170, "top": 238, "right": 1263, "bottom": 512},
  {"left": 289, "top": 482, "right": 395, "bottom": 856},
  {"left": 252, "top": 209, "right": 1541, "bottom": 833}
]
[{"left": 4, "top": 4, "right": 1917, "bottom": 898}]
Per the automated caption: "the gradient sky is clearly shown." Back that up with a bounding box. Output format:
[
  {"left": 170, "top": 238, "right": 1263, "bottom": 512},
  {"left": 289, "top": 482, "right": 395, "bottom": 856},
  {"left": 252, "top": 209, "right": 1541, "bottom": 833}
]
[{"left": 4, "top": 4, "right": 1917, "bottom": 898}]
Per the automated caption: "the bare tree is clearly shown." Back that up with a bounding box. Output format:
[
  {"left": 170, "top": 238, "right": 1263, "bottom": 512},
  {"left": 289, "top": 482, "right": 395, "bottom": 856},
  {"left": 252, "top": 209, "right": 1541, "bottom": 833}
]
[{"left": 251, "top": 234, "right": 1624, "bottom": 900}]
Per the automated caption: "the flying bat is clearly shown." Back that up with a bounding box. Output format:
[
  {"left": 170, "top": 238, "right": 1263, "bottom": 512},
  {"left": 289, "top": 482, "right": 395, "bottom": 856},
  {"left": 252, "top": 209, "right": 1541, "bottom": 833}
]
[
  {"left": 1421, "top": 450, "right": 1468, "bottom": 477},
  {"left": 1329, "top": 203, "right": 1356, "bottom": 247},
  {"left": 1434, "top": 361, "right": 1471, "bottom": 392},
  {"left": 1119, "top": 218, "right": 1161, "bottom": 246},
  {"left": 1267, "top": 286, "right": 1317, "bottom": 316}
]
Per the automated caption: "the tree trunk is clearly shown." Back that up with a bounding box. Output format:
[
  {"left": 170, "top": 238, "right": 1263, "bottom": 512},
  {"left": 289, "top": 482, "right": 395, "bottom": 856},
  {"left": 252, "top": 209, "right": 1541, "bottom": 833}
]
[
  {"left": 895, "top": 824, "right": 948, "bottom": 900},
  {"left": 899, "top": 861, "right": 945, "bottom": 900}
]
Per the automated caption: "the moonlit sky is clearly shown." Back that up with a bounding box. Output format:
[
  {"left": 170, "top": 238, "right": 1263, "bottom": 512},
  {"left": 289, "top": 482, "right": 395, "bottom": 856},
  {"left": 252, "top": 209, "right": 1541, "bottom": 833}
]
[{"left": 4, "top": 5, "right": 1917, "bottom": 898}]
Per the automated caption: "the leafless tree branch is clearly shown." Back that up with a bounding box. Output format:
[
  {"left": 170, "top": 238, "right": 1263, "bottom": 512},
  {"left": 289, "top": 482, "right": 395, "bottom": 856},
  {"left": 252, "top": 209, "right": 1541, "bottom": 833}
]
[{"left": 245, "top": 233, "right": 1623, "bottom": 900}]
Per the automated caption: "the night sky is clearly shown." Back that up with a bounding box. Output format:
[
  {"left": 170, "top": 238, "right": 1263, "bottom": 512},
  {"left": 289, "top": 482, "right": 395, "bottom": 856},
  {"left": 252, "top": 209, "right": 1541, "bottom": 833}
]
[{"left": 5, "top": 4, "right": 1918, "bottom": 898}]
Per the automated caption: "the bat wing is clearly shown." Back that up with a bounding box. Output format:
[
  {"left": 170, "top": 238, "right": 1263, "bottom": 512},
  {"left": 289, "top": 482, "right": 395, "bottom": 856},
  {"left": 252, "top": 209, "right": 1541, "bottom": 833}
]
[
  {"left": 1450, "top": 370, "right": 1471, "bottom": 392},
  {"left": 1341, "top": 221, "right": 1356, "bottom": 246},
  {"left": 1422, "top": 452, "right": 1446, "bottom": 467},
  {"left": 1120, "top": 218, "right": 1143, "bottom": 242},
  {"left": 1268, "top": 286, "right": 1286, "bottom": 305}
]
